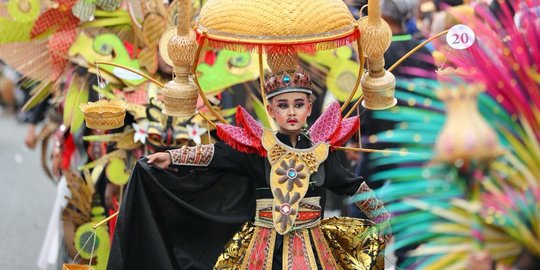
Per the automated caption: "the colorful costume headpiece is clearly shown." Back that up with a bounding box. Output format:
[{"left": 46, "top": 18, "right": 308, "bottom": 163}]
[{"left": 264, "top": 70, "right": 313, "bottom": 100}]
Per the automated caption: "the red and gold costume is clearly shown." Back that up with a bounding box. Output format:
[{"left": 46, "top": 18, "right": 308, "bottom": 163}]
[{"left": 109, "top": 71, "right": 390, "bottom": 269}]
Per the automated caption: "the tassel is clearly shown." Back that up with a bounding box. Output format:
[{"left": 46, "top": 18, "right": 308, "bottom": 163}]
[{"left": 198, "top": 30, "right": 360, "bottom": 54}]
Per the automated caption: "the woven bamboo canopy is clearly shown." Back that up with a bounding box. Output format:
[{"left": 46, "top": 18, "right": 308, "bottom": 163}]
[{"left": 195, "top": 0, "right": 358, "bottom": 52}]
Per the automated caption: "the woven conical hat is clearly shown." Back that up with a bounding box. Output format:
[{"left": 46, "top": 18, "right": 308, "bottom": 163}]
[{"left": 196, "top": 0, "right": 357, "bottom": 52}]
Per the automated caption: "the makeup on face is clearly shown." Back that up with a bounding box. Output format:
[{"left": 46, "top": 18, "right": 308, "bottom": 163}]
[{"left": 268, "top": 92, "right": 312, "bottom": 135}]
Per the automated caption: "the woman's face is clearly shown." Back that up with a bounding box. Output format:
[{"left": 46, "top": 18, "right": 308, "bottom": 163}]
[{"left": 267, "top": 92, "right": 312, "bottom": 135}]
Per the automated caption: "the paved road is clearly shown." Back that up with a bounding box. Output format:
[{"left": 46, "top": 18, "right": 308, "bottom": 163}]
[{"left": 0, "top": 114, "right": 56, "bottom": 269}]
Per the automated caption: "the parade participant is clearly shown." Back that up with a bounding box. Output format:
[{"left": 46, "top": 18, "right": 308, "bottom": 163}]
[{"left": 109, "top": 67, "right": 391, "bottom": 269}]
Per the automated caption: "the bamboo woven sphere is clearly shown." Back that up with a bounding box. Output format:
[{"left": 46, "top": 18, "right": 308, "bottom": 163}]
[
  {"left": 167, "top": 29, "right": 198, "bottom": 67},
  {"left": 357, "top": 0, "right": 392, "bottom": 61},
  {"left": 197, "top": 0, "right": 355, "bottom": 45}
]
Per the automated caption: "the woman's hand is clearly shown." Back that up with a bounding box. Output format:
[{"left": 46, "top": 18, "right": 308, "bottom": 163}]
[{"left": 146, "top": 152, "right": 172, "bottom": 168}]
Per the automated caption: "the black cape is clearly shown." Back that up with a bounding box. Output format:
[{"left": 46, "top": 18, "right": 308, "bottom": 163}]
[
  {"left": 107, "top": 158, "right": 255, "bottom": 270},
  {"left": 108, "top": 136, "right": 362, "bottom": 270}
]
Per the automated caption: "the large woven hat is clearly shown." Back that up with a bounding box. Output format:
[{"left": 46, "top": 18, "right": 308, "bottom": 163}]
[{"left": 196, "top": 0, "right": 357, "bottom": 52}]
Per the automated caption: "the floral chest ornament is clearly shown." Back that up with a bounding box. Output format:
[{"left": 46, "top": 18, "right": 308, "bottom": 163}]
[{"left": 261, "top": 129, "right": 329, "bottom": 235}]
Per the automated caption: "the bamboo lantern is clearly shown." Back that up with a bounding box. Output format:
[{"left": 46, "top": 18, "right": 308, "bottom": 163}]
[
  {"left": 161, "top": 0, "right": 199, "bottom": 117},
  {"left": 358, "top": 0, "right": 396, "bottom": 110}
]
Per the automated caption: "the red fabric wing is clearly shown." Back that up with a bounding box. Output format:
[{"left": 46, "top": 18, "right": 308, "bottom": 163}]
[
  {"left": 330, "top": 116, "right": 359, "bottom": 147},
  {"left": 235, "top": 106, "right": 263, "bottom": 139},
  {"left": 216, "top": 124, "right": 265, "bottom": 156},
  {"left": 308, "top": 101, "right": 342, "bottom": 143}
]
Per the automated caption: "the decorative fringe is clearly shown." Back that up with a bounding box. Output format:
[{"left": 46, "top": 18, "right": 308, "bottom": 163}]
[
  {"left": 216, "top": 124, "right": 266, "bottom": 157},
  {"left": 198, "top": 30, "right": 360, "bottom": 54}
]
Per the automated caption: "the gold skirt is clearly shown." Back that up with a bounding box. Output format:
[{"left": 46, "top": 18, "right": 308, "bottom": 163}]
[{"left": 214, "top": 217, "right": 386, "bottom": 270}]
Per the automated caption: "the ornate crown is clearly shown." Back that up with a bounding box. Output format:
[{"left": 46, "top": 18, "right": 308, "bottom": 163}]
[{"left": 264, "top": 70, "right": 313, "bottom": 100}]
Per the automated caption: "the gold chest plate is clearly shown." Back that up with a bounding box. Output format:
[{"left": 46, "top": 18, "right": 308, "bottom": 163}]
[{"left": 261, "top": 129, "right": 329, "bottom": 235}]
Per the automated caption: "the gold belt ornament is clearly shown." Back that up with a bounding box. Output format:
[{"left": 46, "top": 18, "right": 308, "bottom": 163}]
[{"left": 261, "top": 129, "right": 329, "bottom": 235}]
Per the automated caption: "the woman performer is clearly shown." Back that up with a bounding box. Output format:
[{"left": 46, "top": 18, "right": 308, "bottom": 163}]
[{"left": 108, "top": 68, "right": 390, "bottom": 270}]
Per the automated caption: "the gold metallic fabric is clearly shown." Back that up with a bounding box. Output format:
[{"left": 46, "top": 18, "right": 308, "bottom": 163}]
[
  {"left": 320, "top": 217, "right": 386, "bottom": 270},
  {"left": 214, "top": 223, "right": 276, "bottom": 270},
  {"left": 214, "top": 217, "right": 385, "bottom": 269}
]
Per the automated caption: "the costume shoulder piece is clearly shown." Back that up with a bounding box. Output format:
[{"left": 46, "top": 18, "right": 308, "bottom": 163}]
[
  {"left": 308, "top": 101, "right": 359, "bottom": 147},
  {"left": 216, "top": 106, "right": 266, "bottom": 156},
  {"left": 261, "top": 129, "right": 329, "bottom": 235}
]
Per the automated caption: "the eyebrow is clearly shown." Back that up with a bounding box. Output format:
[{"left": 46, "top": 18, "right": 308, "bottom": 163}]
[{"left": 275, "top": 98, "right": 307, "bottom": 102}]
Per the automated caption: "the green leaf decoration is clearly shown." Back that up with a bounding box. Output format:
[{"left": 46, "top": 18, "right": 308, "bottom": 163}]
[
  {"left": 63, "top": 78, "right": 89, "bottom": 133},
  {"left": 250, "top": 93, "right": 271, "bottom": 129},
  {"left": 7, "top": 0, "right": 40, "bottom": 22},
  {"left": 83, "top": 133, "right": 122, "bottom": 142},
  {"left": 20, "top": 81, "right": 52, "bottom": 112},
  {"left": 105, "top": 157, "right": 130, "bottom": 185},
  {"left": 74, "top": 214, "right": 110, "bottom": 270},
  {"left": 92, "top": 33, "right": 146, "bottom": 86},
  {"left": 196, "top": 51, "right": 260, "bottom": 95},
  {"left": 0, "top": 18, "right": 33, "bottom": 43}
]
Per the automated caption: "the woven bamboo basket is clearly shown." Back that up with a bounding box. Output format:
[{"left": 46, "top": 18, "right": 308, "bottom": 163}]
[
  {"left": 361, "top": 63, "right": 397, "bottom": 110},
  {"left": 196, "top": 0, "right": 357, "bottom": 51},
  {"left": 80, "top": 100, "right": 127, "bottom": 130},
  {"left": 62, "top": 263, "right": 94, "bottom": 270},
  {"left": 161, "top": 76, "right": 199, "bottom": 117}
]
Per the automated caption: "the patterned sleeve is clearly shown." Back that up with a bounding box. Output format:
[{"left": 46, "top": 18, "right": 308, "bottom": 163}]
[
  {"left": 166, "top": 141, "right": 265, "bottom": 178},
  {"left": 167, "top": 144, "right": 215, "bottom": 167},
  {"left": 354, "top": 182, "right": 391, "bottom": 224}
]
